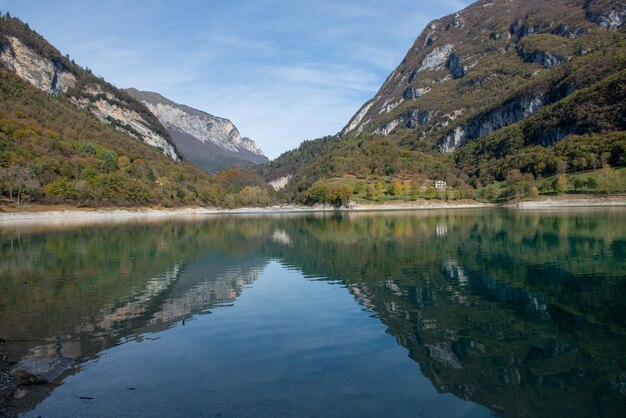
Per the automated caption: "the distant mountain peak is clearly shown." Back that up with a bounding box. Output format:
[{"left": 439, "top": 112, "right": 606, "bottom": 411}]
[{"left": 125, "top": 89, "right": 268, "bottom": 173}]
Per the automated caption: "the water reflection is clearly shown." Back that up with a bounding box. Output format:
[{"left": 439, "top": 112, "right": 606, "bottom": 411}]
[{"left": 1, "top": 209, "right": 625, "bottom": 417}]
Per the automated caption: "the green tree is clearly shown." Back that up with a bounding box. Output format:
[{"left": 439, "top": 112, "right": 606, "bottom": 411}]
[
  {"left": 44, "top": 177, "right": 77, "bottom": 200},
  {"left": 482, "top": 184, "right": 500, "bottom": 202},
  {"left": 366, "top": 182, "right": 377, "bottom": 200},
  {"left": 424, "top": 188, "right": 437, "bottom": 200},
  {"left": 388, "top": 180, "right": 403, "bottom": 196},
  {"left": 98, "top": 149, "right": 118, "bottom": 172},
  {"left": 599, "top": 164, "right": 618, "bottom": 194},
  {"left": 585, "top": 177, "right": 598, "bottom": 189},
  {"left": 552, "top": 174, "right": 568, "bottom": 194},
  {"left": 0, "top": 165, "right": 40, "bottom": 204},
  {"left": 573, "top": 178, "right": 585, "bottom": 192}
]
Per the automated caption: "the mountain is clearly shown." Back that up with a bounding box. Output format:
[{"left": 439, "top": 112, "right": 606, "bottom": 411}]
[
  {"left": 0, "top": 15, "right": 179, "bottom": 159},
  {"left": 342, "top": 0, "right": 624, "bottom": 151},
  {"left": 264, "top": 0, "right": 625, "bottom": 199},
  {"left": 125, "top": 89, "right": 268, "bottom": 173},
  {"left": 0, "top": 14, "right": 272, "bottom": 208}
]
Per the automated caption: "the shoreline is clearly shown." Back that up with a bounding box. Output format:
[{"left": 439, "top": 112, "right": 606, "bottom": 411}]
[{"left": 0, "top": 195, "right": 625, "bottom": 224}]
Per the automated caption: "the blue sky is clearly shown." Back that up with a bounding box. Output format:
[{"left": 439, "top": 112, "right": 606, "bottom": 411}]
[{"left": 2, "top": 0, "right": 473, "bottom": 158}]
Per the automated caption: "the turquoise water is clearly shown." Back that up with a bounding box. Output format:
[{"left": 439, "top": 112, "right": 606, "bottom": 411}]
[{"left": 1, "top": 208, "right": 625, "bottom": 417}]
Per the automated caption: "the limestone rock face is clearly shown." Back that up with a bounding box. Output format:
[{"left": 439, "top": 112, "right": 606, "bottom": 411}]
[
  {"left": 0, "top": 27, "right": 179, "bottom": 160},
  {"left": 586, "top": 3, "right": 626, "bottom": 29},
  {"left": 520, "top": 50, "right": 567, "bottom": 68},
  {"left": 0, "top": 36, "right": 75, "bottom": 95},
  {"left": 126, "top": 89, "right": 268, "bottom": 173},
  {"left": 439, "top": 95, "right": 545, "bottom": 153},
  {"left": 340, "top": 0, "right": 624, "bottom": 152},
  {"left": 269, "top": 175, "right": 293, "bottom": 191}
]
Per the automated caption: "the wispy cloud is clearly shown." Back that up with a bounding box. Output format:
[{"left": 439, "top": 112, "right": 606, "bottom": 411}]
[
  {"left": 4, "top": 0, "right": 474, "bottom": 158},
  {"left": 274, "top": 64, "right": 379, "bottom": 93}
]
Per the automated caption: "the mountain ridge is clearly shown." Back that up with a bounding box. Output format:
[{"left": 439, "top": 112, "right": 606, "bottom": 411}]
[
  {"left": 341, "top": 0, "right": 625, "bottom": 151},
  {"left": 0, "top": 15, "right": 182, "bottom": 160},
  {"left": 125, "top": 88, "right": 268, "bottom": 173},
  {"left": 263, "top": 0, "right": 625, "bottom": 200},
  {"left": 0, "top": 13, "right": 274, "bottom": 209}
]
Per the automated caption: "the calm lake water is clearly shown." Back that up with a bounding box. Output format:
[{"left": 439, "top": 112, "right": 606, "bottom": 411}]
[{"left": 1, "top": 208, "right": 625, "bottom": 417}]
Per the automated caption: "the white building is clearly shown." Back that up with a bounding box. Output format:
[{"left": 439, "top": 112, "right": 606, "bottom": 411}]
[{"left": 434, "top": 180, "right": 447, "bottom": 190}]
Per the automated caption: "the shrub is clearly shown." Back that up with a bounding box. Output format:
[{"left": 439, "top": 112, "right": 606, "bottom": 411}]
[
  {"left": 94, "top": 173, "right": 149, "bottom": 204},
  {"left": 424, "top": 188, "right": 438, "bottom": 200},
  {"left": 388, "top": 180, "right": 403, "bottom": 196},
  {"left": 237, "top": 186, "right": 271, "bottom": 207},
  {"left": 585, "top": 177, "right": 598, "bottom": 189},
  {"left": 98, "top": 149, "right": 118, "bottom": 172},
  {"left": 44, "top": 177, "right": 77, "bottom": 200},
  {"left": 303, "top": 182, "right": 353, "bottom": 207}
]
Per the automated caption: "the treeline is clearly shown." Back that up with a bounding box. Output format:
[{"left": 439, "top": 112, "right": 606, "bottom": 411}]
[
  {"left": 264, "top": 135, "right": 456, "bottom": 201},
  {"left": 301, "top": 182, "right": 353, "bottom": 207}
]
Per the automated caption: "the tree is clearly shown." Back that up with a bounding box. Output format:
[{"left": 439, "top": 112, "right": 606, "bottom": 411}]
[
  {"left": 555, "top": 158, "right": 568, "bottom": 174},
  {"left": 610, "top": 143, "right": 626, "bottom": 166},
  {"left": 44, "top": 177, "right": 77, "bottom": 201},
  {"left": 388, "top": 180, "right": 403, "bottom": 196},
  {"left": 403, "top": 180, "right": 412, "bottom": 195},
  {"left": 599, "top": 164, "right": 618, "bottom": 195},
  {"left": 552, "top": 174, "right": 568, "bottom": 194},
  {"left": 238, "top": 186, "right": 270, "bottom": 207},
  {"left": 585, "top": 177, "right": 598, "bottom": 189},
  {"left": 573, "top": 178, "right": 585, "bottom": 192},
  {"left": 303, "top": 182, "right": 352, "bottom": 207},
  {"left": 424, "top": 188, "right": 438, "bottom": 200},
  {"left": 118, "top": 156, "right": 131, "bottom": 171},
  {"left": 353, "top": 182, "right": 364, "bottom": 195},
  {"left": 0, "top": 165, "right": 39, "bottom": 205},
  {"left": 327, "top": 183, "right": 352, "bottom": 207},
  {"left": 529, "top": 186, "right": 539, "bottom": 200},
  {"left": 99, "top": 150, "right": 118, "bottom": 172},
  {"left": 482, "top": 184, "right": 500, "bottom": 202},
  {"left": 366, "top": 182, "right": 377, "bottom": 200}
]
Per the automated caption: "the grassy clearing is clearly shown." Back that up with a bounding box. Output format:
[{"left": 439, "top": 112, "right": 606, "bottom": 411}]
[{"left": 324, "top": 175, "right": 466, "bottom": 204}]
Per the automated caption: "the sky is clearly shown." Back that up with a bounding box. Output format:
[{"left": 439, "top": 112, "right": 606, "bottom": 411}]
[{"left": 2, "top": 0, "right": 473, "bottom": 158}]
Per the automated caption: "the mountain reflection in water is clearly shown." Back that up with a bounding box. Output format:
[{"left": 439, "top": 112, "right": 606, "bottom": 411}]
[{"left": 1, "top": 209, "right": 625, "bottom": 417}]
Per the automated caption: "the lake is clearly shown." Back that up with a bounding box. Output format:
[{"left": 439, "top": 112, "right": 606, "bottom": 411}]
[{"left": 1, "top": 208, "right": 625, "bottom": 417}]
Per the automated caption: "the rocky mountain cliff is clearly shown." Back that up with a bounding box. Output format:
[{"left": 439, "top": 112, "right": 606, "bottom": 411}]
[
  {"left": 265, "top": 0, "right": 625, "bottom": 196},
  {"left": 125, "top": 89, "right": 267, "bottom": 173},
  {"left": 342, "top": 0, "right": 625, "bottom": 153},
  {"left": 0, "top": 14, "right": 277, "bottom": 208},
  {"left": 0, "top": 16, "right": 180, "bottom": 160}
]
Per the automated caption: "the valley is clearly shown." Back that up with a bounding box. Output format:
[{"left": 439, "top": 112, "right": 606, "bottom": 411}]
[{"left": 0, "top": 0, "right": 625, "bottom": 211}]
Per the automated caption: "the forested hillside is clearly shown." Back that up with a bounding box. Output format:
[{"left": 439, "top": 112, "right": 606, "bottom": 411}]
[
  {"left": 0, "top": 69, "right": 272, "bottom": 207},
  {"left": 264, "top": 0, "right": 626, "bottom": 204}
]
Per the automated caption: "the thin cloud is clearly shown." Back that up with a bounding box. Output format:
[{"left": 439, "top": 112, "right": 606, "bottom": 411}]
[
  {"left": 4, "top": 0, "right": 475, "bottom": 159},
  {"left": 274, "top": 64, "right": 379, "bottom": 93}
]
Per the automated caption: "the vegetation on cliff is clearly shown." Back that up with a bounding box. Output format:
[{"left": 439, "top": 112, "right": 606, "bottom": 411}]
[
  {"left": 263, "top": 0, "right": 626, "bottom": 204},
  {"left": 0, "top": 69, "right": 273, "bottom": 208}
]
